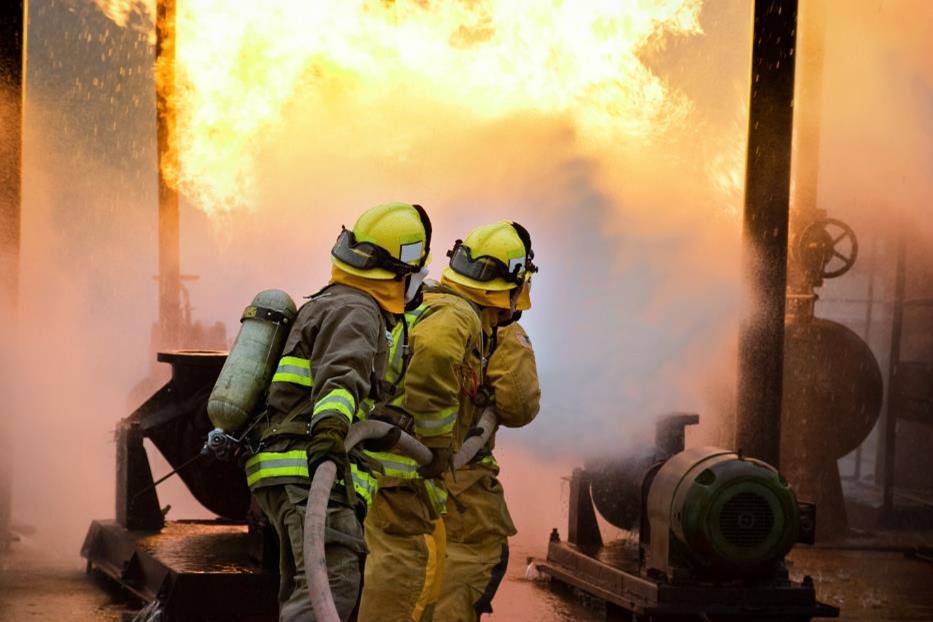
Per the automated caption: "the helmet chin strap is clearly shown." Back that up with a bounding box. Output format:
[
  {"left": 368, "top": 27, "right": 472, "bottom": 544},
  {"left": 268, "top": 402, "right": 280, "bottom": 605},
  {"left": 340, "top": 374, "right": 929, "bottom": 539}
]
[{"left": 405, "top": 266, "right": 430, "bottom": 306}]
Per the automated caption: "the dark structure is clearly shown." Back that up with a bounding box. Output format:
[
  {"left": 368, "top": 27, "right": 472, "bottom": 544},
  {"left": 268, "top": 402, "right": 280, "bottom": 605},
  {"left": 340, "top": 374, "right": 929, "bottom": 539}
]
[
  {"left": 781, "top": 205, "right": 882, "bottom": 537},
  {"left": 735, "top": 0, "right": 799, "bottom": 468},
  {"left": 156, "top": 0, "right": 183, "bottom": 349},
  {"left": 536, "top": 414, "right": 837, "bottom": 621},
  {"left": 0, "top": 0, "right": 25, "bottom": 554},
  {"left": 877, "top": 237, "right": 933, "bottom": 528},
  {"left": 81, "top": 351, "right": 277, "bottom": 621}
]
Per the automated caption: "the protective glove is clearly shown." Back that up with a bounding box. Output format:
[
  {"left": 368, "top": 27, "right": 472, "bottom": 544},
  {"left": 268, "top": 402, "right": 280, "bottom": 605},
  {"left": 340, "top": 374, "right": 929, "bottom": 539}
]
[
  {"left": 363, "top": 425, "right": 402, "bottom": 453},
  {"left": 464, "top": 426, "right": 485, "bottom": 440},
  {"left": 417, "top": 446, "right": 451, "bottom": 479},
  {"left": 307, "top": 417, "right": 353, "bottom": 504}
]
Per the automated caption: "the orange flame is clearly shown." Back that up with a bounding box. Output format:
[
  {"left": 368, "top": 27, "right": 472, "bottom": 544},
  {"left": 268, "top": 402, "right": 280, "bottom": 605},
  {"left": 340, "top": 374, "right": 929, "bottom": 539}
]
[{"left": 100, "top": 1, "right": 710, "bottom": 216}]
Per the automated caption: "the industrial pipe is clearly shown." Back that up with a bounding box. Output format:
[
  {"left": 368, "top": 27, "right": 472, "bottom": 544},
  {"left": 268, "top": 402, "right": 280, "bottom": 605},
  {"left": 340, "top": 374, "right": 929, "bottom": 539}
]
[
  {"left": 735, "top": 0, "right": 798, "bottom": 467},
  {"left": 304, "top": 421, "right": 432, "bottom": 622}
]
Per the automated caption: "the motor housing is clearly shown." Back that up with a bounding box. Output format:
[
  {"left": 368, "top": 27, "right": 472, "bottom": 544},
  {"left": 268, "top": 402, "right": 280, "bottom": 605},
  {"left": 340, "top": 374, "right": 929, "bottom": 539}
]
[{"left": 645, "top": 446, "right": 800, "bottom": 580}]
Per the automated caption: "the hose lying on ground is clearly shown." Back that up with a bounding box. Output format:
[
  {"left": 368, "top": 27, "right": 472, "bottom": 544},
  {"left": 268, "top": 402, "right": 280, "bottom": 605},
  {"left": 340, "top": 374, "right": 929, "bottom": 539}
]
[{"left": 304, "top": 412, "right": 499, "bottom": 622}]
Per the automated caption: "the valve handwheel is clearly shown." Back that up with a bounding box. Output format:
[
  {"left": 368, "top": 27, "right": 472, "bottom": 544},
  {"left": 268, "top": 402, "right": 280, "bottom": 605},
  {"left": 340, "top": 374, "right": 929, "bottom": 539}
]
[{"left": 797, "top": 218, "right": 859, "bottom": 279}]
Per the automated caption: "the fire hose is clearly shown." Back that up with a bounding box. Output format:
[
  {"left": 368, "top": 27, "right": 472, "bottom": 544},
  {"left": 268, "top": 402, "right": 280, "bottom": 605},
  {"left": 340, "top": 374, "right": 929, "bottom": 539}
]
[{"left": 304, "top": 410, "right": 499, "bottom": 622}]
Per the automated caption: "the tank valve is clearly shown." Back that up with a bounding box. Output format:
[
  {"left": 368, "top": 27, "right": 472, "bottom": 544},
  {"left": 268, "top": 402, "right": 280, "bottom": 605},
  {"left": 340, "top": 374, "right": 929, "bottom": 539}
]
[{"left": 202, "top": 428, "right": 239, "bottom": 460}]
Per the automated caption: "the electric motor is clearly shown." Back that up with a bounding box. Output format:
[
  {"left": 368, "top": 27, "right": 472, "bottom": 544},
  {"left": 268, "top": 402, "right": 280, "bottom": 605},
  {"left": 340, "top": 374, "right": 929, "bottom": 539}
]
[{"left": 645, "top": 446, "right": 800, "bottom": 579}]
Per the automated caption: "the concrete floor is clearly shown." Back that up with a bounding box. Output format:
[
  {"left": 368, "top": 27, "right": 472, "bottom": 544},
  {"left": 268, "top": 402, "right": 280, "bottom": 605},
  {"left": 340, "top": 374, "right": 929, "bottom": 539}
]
[{"left": 2, "top": 536, "right": 933, "bottom": 621}]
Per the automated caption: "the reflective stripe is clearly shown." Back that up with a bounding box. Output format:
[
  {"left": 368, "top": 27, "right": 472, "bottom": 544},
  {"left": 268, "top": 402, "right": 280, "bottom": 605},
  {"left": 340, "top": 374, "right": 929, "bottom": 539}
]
[
  {"left": 386, "top": 304, "right": 428, "bottom": 385},
  {"left": 271, "top": 371, "right": 312, "bottom": 386},
  {"left": 245, "top": 451, "right": 376, "bottom": 509},
  {"left": 365, "top": 450, "right": 420, "bottom": 478},
  {"left": 424, "top": 478, "right": 448, "bottom": 515},
  {"left": 479, "top": 454, "right": 499, "bottom": 469},
  {"left": 272, "top": 356, "right": 313, "bottom": 386},
  {"left": 413, "top": 407, "right": 457, "bottom": 437},
  {"left": 351, "top": 465, "right": 377, "bottom": 508},
  {"left": 245, "top": 450, "right": 309, "bottom": 487},
  {"left": 313, "top": 389, "right": 355, "bottom": 422}
]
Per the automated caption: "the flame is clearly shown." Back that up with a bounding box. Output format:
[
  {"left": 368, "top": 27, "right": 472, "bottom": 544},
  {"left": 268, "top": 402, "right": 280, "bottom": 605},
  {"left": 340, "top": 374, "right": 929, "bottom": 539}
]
[
  {"left": 115, "top": 0, "right": 700, "bottom": 215},
  {"left": 94, "top": 0, "right": 156, "bottom": 39}
]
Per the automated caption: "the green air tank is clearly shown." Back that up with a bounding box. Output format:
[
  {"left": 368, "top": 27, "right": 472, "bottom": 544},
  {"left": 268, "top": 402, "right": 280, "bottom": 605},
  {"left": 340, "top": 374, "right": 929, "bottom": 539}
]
[
  {"left": 645, "top": 446, "right": 800, "bottom": 580},
  {"left": 207, "top": 289, "right": 297, "bottom": 434}
]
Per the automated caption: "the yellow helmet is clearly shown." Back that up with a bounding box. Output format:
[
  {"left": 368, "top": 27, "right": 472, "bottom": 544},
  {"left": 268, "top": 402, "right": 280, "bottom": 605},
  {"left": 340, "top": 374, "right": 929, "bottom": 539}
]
[
  {"left": 442, "top": 220, "right": 536, "bottom": 292},
  {"left": 331, "top": 202, "right": 431, "bottom": 280}
]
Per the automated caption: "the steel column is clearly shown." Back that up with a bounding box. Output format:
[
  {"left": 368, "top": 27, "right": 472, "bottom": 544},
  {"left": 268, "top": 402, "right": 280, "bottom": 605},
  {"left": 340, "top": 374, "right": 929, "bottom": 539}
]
[
  {"left": 0, "top": 0, "right": 25, "bottom": 553},
  {"left": 881, "top": 236, "right": 907, "bottom": 519},
  {"left": 156, "top": 0, "right": 182, "bottom": 348},
  {"left": 736, "top": 0, "right": 799, "bottom": 467}
]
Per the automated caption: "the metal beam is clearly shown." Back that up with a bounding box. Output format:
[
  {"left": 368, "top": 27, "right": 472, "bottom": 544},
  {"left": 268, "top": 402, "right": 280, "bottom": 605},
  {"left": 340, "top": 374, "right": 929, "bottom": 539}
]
[
  {"left": 736, "top": 0, "right": 799, "bottom": 467},
  {"left": 156, "top": 0, "right": 182, "bottom": 348},
  {"left": 0, "top": 0, "right": 25, "bottom": 553},
  {"left": 881, "top": 236, "right": 907, "bottom": 520}
]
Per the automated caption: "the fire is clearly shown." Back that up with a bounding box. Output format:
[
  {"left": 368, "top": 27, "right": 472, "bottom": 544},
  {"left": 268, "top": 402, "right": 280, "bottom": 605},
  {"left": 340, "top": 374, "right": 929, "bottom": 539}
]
[
  {"left": 94, "top": 0, "right": 156, "bottom": 38},
  {"left": 99, "top": 0, "right": 706, "bottom": 216}
]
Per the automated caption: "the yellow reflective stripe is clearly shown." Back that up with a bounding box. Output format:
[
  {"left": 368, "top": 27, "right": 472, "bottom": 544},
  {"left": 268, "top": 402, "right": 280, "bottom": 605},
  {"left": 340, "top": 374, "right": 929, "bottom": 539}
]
[
  {"left": 272, "top": 356, "right": 313, "bottom": 386},
  {"left": 351, "top": 465, "right": 377, "bottom": 507},
  {"left": 412, "top": 406, "right": 458, "bottom": 437},
  {"left": 479, "top": 454, "right": 499, "bottom": 469},
  {"left": 424, "top": 478, "right": 448, "bottom": 515},
  {"left": 365, "top": 450, "right": 420, "bottom": 479},
  {"left": 313, "top": 388, "right": 355, "bottom": 422},
  {"left": 245, "top": 450, "right": 309, "bottom": 486},
  {"left": 280, "top": 356, "right": 310, "bottom": 369},
  {"left": 271, "top": 371, "right": 312, "bottom": 386},
  {"left": 386, "top": 304, "right": 427, "bottom": 384}
]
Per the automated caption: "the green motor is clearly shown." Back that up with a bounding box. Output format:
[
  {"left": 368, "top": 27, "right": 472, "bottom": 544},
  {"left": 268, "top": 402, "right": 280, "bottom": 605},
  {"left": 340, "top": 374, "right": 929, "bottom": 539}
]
[
  {"left": 207, "top": 289, "right": 298, "bottom": 435},
  {"left": 645, "top": 446, "right": 801, "bottom": 580}
]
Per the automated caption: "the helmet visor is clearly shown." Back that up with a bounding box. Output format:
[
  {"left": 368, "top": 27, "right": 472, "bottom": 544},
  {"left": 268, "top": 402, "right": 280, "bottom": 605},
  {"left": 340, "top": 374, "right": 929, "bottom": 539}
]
[
  {"left": 447, "top": 242, "right": 535, "bottom": 286},
  {"left": 331, "top": 228, "right": 419, "bottom": 277}
]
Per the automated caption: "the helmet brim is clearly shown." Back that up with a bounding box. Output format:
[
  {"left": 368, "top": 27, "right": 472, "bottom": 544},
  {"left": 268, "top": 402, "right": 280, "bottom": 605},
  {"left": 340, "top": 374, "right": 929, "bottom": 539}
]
[
  {"left": 441, "top": 266, "right": 517, "bottom": 292},
  {"left": 332, "top": 256, "right": 399, "bottom": 280}
]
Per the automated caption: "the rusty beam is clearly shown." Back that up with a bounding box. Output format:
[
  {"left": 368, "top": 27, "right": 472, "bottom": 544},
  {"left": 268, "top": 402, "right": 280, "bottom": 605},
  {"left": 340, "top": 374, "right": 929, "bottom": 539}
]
[{"left": 736, "top": 0, "right": 799, "bottom": 467}]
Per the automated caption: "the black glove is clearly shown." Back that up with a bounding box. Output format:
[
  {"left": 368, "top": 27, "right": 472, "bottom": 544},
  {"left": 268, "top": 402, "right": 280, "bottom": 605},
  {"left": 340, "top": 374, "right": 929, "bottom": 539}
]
[
  {"left": 464, "top": 426, "right": 485, "bottom": 440},
  {"left": 363, "top": 425, "right": 402, "bottom": 453},
  {"left": 417, "top": 446, "right": 451, "bottom": 479},
  {"left": 308, "top": 417, "right": 353, "bottom": 503},
  {"left": 308, "top": 417, "right": 350, "bottom": 477}
]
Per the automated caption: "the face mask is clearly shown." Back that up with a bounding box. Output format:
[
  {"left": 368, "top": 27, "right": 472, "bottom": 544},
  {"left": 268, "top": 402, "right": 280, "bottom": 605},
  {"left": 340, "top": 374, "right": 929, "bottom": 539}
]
[{"left": 405, "top": 266, "right": 430, "bottom": 304}]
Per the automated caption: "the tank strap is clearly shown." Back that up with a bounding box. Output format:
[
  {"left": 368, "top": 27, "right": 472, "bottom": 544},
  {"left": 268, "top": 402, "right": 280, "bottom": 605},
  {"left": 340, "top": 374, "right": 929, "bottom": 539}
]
[
  {"left": 258, "top": 420, "right": 312, "bottom": 441},
  {"left": 241, "top": 304, "right": 293, "bottom": 325}
]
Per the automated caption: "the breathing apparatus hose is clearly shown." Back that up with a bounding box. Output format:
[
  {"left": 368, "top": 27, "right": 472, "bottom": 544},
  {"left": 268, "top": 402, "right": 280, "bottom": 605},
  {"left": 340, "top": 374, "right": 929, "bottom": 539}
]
[{"left": 304, "top": 412, "right": 500, "bottom": 621}]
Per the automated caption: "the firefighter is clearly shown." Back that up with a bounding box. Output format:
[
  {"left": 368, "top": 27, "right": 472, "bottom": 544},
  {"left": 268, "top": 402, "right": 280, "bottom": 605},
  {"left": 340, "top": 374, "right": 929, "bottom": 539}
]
[
  {"left": 358, "top": 220, "right": 536, "bottom": 622},
  {"left": 435, "top": 303, "right": 540, "bottom": 621},
  {"left": 244, "top": 202, "right": 432, "bottom": 622}
]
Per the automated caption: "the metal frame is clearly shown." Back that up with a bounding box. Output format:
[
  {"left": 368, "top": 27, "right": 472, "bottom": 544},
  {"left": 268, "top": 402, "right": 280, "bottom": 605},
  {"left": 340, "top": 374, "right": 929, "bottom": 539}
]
[{"left": 0, "top": 0, "right": 25, "bottom": 554}]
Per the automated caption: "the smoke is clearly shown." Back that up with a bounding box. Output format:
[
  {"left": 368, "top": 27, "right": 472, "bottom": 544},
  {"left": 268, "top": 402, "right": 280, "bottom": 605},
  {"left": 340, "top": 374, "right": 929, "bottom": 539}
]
[{"left": 6, "top": 0, "right": 931, "bottom": 559}]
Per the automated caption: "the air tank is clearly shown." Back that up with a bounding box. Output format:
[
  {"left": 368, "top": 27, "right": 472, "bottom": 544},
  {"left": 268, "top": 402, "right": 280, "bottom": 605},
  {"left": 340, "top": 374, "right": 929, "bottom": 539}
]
[{"left": 208, "top": 289, "right": 297, "bottom": 434}]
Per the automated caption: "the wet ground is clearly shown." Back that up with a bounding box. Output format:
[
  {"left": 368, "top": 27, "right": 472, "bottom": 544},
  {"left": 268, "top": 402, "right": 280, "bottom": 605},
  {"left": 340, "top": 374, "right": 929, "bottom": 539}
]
[{"left": 3, "top": 534, "right": 933, "bottom": 621}]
